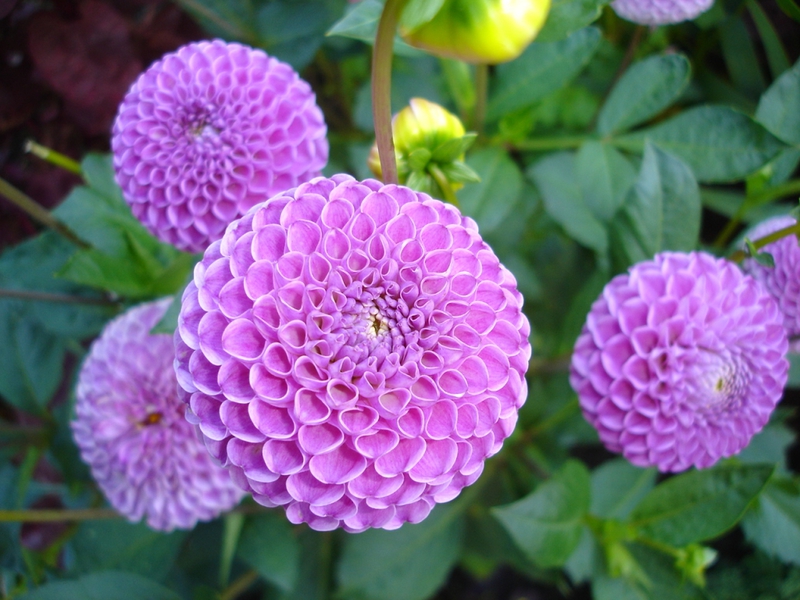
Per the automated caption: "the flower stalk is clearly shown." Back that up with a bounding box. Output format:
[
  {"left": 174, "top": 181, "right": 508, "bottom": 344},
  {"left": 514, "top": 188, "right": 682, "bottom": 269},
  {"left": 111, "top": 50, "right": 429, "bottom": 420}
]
[
  {"left": 729, "top": 221, "right": 800, "bottom": 263},
  {"left": 24, "top": 140, "right": 82, "bottom": 175}
]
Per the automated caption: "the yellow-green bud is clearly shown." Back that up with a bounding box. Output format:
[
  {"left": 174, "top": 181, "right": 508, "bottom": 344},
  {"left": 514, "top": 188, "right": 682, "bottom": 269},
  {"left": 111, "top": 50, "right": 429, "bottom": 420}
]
[
  {"left": 368, "top": 98, "right": 479, "bottom": 202},
  {"left": 399, "top": 0, "right": 552, "bottom": 64}
]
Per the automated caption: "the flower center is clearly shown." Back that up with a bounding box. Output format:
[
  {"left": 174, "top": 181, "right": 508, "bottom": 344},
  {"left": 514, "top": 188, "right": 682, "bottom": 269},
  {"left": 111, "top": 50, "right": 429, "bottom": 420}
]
[{"left": 686, "top": 349, "right": 750, "bottom": 413}]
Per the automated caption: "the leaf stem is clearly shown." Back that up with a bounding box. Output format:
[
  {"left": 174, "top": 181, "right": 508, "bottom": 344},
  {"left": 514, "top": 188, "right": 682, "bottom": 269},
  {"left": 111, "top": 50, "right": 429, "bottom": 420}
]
[
  {"left": 428, "top": 164, "right": 460, "bottom": 207},
  {"left": 371, "top": 0, "right": 407, "bottom": 185},
  {"left": 24, "top": 140, "right": 82, "bottom": 175},
  {"left": 729, "top": 221, "right": 800, "bottom": 262},
  {"left": 0, "top": 177, "right": 90, "bottom": 249},
  {"left": 474, "top": 63, "right": 488, "bottom": 138},
  {"left": 219, "top": 570, "right": 259, "bottom": 600},
  {"left": 219, "top": 512, "right": 245, "bottom": 588}
]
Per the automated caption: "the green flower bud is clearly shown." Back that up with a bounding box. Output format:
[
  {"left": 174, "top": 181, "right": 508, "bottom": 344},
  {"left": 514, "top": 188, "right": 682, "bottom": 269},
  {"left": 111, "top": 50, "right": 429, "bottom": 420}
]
[
  {"left": 368, "top": 98, "right": 480, "bottom": 202},
  {"left": 399, "top": 0, "right": 551, "bottom": 64}
]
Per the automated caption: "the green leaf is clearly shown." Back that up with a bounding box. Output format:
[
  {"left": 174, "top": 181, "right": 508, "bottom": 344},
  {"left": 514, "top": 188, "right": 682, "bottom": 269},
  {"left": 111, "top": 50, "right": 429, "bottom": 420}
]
[
  {"left": 431, "top": 133, "right": 477, "bottom": 163},
  {"left": 237, "top": 511, "right": 300, "bottom": 593},
  {"left": 172, "top": 0, "right": 258, "bottom": 45},
  {"left": 69, "top": 521, "right": 186, "bottom": 583},
  {"left": 610, "top": 142, "right": 701, "bottom": 269},
  {"left": 408, "top": 147, "right": 432, "bottom": 172},
  {"left": 575, "top": 141, "right": 637, "bottom": 222},
  {"left": 788, "top": 353, "right": 800, "bottom": 388},
  {"left": 629, "top": 463, "right": 775, "bottom": 547},
  {"left": 528, "top": 152, "right": 608, "bottom": 255},
  {"left": 337, "top": 502, "right": 464, "bottom": 600},
  {"left": 537, "top": 0, "right": 608, "bottom": 43},
  {"left": 742, "top": 478, "right": 800, "bottom": 565},
  {"left": 747, "top": 0, "right": 791, "bottom": 80},
  {"left": 440, "top": 161, "right": 481, "bottom": 185},
  {"left": 492, "top": 460, "right": 590, "bottom": 568},
  {"left": 487, "top": 27, "right": 601, "bottom": 121},
  {"left": 738, "top": 414, "right": 795, "bottom": 471},
  {"left": 719, "top": 15, "right": 767, "bottom": 98},
  {"left": 400, "top": 0, "right": 446, "bottom": 32},
  {"left": 755, "top": 57, "right": 800, "bottom": 146},
  {"left": 458, "top": 147, "right": 522, "bottom": 234},
  {"left": 17, "top": 571, "right": 181, "bottom": 600},
  {"left": 597, "top": 54, "right": 691, "bottom": 136},
  {"left": 327, "top": 0, "right": 421, "bottom": 56},
  {"left": 150, "top": 293, "right": 181, "bottom": 335},
  {"left": 591, "top": 459, "right": 657, "bottom": 520},
  {"left": 615, "top": 105, "right": 786, "bottom": 183}
]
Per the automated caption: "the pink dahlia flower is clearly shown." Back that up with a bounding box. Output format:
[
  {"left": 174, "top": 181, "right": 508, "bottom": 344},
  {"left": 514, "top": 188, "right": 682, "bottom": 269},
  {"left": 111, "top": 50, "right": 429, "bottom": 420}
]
[
  {"left": 570, "top": 251, "right": 788, "bottom": 472},
  {"left": 610, "top": 0, "right": 713, "bottom": 25},
  {"left": 742, "top": 216, "right": 800, "bottom": 351},
  {"left": 72, "top": 299, "right": 244, "bottom": 531},
  {"left": 175, "top": 175, "right": 531, "bottom": 532},
  {"left": 111, "top": 40, "right": 329, "bottom": 254}
]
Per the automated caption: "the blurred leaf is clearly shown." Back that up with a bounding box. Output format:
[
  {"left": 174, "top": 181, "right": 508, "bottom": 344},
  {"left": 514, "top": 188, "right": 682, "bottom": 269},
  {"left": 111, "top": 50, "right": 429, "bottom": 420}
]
[
  {"left": 280, "top": 528, "right": 330, "bottom": 600},
  {"left": 564, "top": 527, "right": 602, "bottom": 584},
  {"left": 458, "top": 147, "right": 522, "bottom": 234},
  {"left": 529, "top": 152, "right": 608, "bottom": 255},
  {"left": 755, "top": 57, "right": 800, "bottom": 146},
  {"left": 399, "top": 0, "right": 446, "bottom": 31},
  {"left": 738, "top": 414, "right": 795, "bottom": 472},
  {"left": 17, "top": 570, "right": 181, "bottom": 600},
  {"left": 492, "top": 460, "right": 590, "bottom": 568},
  {"left": 788, "top": 354, "right": 800, "bottom": 388},
  {"left": 616, "top": 105, "right": 786, "bottom": 183},
  {"left": 747, "top": 0, "right": 791, "bottom": 80},
  {"left": 629, "top": 464, "right": 774, "bottom": 547},
  {"left": 173, "top": 0, "right": 258, "bottom": 44},
  {"left": 777, "top": 0, "right": 800, "bottom": 22},
  {"left": 69, "top": 521, "right": 186, "bottom": 583},
  {"left": 575, "top": 141, "right": 636, "bottom": 222},
  {"left": 610, "top": 142, "right": 701, "bottom": 269},
  {"left": 150, "top": 293, "right": 181, "bottom": 335},
  {"left": 597, "top": 54, "right": 691, "bottom": 136},
  {"left": 327, "top": 0, "right": 421, "bottom": 56},
  {"left": 558, "top": 267, "right": 607, "bottom": 353},
  {"left": 743, "top": 478, "right": 800, "bottom": 565},
  {"left": 591, "top": 459, "right": 657, "bottom": 520},
  {"left": 337, "top": 502, "right": 464, "bottom": 600},
  {"left": 487, "top": 27, "right": 601, "bottom": 120},
  {"left": 237, "top": 511, "right": 299, "bottom": 593},
  {"left": 719, "top": 15, "right": 766, "bottom": 98},
  {"left": 537, "top": 0, "right": 608, "bottom": 43}
]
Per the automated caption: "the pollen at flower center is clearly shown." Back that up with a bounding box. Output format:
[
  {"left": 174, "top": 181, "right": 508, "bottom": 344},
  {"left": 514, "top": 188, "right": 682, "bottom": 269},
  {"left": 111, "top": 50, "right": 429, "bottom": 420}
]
[{"left": 686, "top": 350, "right": 751, "bottom": 413}]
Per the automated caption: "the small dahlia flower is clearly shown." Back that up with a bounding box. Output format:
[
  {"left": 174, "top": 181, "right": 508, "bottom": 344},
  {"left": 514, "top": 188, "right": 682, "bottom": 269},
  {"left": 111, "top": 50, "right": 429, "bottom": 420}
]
[
  {"left": 72, "top": 299, "right": 243, "bottom": 531},
  {"left": 742, "top": 216, "right": 800, "bottom": 350},
  {"left": 570, "top": 252, "right": 788, "bottom": 472},
  {"left": 175, "top": 175, "right": 531, "bottom": 532},
  {"left": 610, "top": 0, "right": 714, "bottom": 25},
  {"left": 112, "top": 40, "right": 329, "bottom": 253}
]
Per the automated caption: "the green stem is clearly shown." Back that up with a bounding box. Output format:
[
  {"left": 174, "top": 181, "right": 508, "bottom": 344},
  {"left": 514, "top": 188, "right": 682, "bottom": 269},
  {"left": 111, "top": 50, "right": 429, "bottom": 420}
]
[
  {"left": 219, "top": 512, "right": 245, "bottom": 588},
  {"left": 0, "top": 288, "right": 116, "bottom": 307},
  {"left": 474, "top": 63, "right": 489, "bottom": 138},
  {"left": 0, "top": 177, "right": 90, "bottom": 249},
  {"left": 219, "top": 570, "right": 259, "bottom": 600},
  {"left": 428, "top": 164, "right": 460, "bottom": 208},
  {"left": 371, "top": 0, "right": 407, "bottom": 185},
  {"left": 0, "top": 508, "right": 121, "bottom": 523},
  {"left": 512, "top": 136, "right": 588, "bottom": 152},
  {"left": 24, "top": 140, "right": 82, "bottom": 175},
  {"left": 729, "top": 221, "right": 800, "bottom": 262},
  {"left": 636, "top": 536, "right": 682, "bottom": 559},
  {"left": 528, "top": 399, "right": 580, "bottom": 437}
]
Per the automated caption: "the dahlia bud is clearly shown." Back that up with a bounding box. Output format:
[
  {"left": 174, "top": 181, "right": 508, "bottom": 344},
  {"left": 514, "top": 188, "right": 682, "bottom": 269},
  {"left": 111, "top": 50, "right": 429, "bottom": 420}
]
[
  {"left": 570, "top": 251, "right": 788, "bottom": 472},
  {"left": 175, "top": 175, "right": 532, "bottom": 532},
  {"left": 111, "top": 40, "right": 329, "bottom": 254},
  {"left": 741, "top": 216, "right": 800, "bottom": 350},
  {"left": 610, "top": 0, "right": 714, "bottom": 25},
  {"left": 367, "top": 98, "right": 479, "bottom": 201},
  {"left": 399, "top": 0, "right": 551, "bottom": 64},
  {"left": 72, "top": 299, "right": 243, "bottom": 531}
]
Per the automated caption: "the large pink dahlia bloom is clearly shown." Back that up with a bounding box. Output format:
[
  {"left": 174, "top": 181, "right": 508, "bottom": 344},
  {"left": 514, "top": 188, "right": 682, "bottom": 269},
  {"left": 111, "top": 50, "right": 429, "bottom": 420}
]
[
  {"left": 742, "top": 216, "right": 800, "bottom": 349},
  {"left": 175, "top": 175, "right": 531, "bottom": 532},
  {"left": 112, "top": 40, "right": 329, "bottom": 254},
  {"left": 610, "top": 0, "right": 713, "bottom": 25},
  {"left": 72, "top": 299, "right": 243, "bottom": 531},
  {"left": 570, "top": 252, "right": 788, "bottom": 472}
]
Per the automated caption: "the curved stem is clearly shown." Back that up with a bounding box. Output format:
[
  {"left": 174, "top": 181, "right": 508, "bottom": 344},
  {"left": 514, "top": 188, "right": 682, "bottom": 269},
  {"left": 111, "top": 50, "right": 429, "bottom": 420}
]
[
  {"left": 729, "top": 221, "right": 800, "bottom": 262},
  {"left": 371, "top": 0, "right": 407, "bottom": 185},
  {"left": 0, "top": 177, "right": 90, "bottom": 249},
  {"left": 473, "top": 63, "right": 489, "bottom": 138},
  {"left": 24, "top": 140, "right": 82, "bottom": 175},
  {"left": 428, "top": 164, "right": 460, "bottom": 208},
  {"left": 219, "top": 570, "right": 259, "bottom": 600}
]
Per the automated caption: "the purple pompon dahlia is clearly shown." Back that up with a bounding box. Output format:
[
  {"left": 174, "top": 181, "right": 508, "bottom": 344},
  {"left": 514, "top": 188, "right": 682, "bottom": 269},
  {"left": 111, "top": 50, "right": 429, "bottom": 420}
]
[
  {"left": 570, "top": 251, "right": 788, "bottom": 472},
  {"left": 111, "top": 40, "right": 329, "bottom": 253},
  {"left": 174, "top": 175, "right": 531, "bottom": 532},
  {"left": 72, "top": 299, "right": 244, "bottom": 531},
  {"left": 742, "top": 216, "right": 800, "bottom": 352},
  {"left": 610, "top": 0, "right": 713, "bottom": 25}
]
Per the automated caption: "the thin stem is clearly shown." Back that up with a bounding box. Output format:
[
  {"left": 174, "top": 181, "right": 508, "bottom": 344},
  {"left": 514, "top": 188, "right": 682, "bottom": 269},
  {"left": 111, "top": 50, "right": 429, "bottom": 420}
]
[
  {"left": 0, "top": 288, "right": 117, "bottom": 307},
  {"left": 428, "top": 164, "right": 460, "bottom": 208},
  {"left": 219, "top": 512, "right": 245, "bottom": 588},
  {"left": 528, "top": 399, "right": 580, "bottom": 438},
  {"left": 0, "top": 508, "right": 121, "bottom": 523},
  {"left": 24, "top": 140, "right": 82, "bottom": 175},
  {"left": 219, "top": 570, "right": 259, "bottom": 600},
  {"left": 371, "top": 0, "right": 407, "bottom": 185},
  {"left": 729, "top": 221, "right": 800, "bottom": 262},
  {"left": 0, "top": 178, "right": 90, "bottom": 249},
  {"left": 511, "top": 136, "right": 588, "bottom": 152},
  {"left": 473, "top": 63, "right": 489, "bottom": 138}
]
